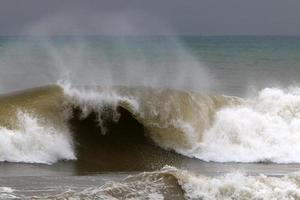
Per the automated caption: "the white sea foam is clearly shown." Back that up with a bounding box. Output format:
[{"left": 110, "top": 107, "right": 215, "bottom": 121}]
[
  {"left": 0, "top": 111, "right": 75, "bottom": 164},
  {"left": 196, "top": 87, "right": 300, "bottom": 163},
  {"left": 0, "top": 187, "right": 17, "bottom": 199},
  {"left": 175, "top": 168, "right": 300, "bottom": 200}
]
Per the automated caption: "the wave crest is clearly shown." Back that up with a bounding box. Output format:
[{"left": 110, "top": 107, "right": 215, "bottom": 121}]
[{"left": 2, "top": 85, "right": 300, "bottom": 164}]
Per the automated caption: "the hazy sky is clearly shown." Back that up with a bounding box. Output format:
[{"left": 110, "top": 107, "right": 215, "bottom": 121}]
[{"left": 1, "top": 0, "right": 300, "bottom": 35}]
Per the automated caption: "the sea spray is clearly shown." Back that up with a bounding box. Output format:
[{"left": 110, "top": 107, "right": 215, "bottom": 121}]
[{"left": 0, "top": 36, "right": 214, "bottom": 94}]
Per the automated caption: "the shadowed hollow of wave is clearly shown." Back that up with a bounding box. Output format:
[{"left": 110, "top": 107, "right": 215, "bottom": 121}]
[{"left": 69, "top": 105, "right": 187, "bottom": 173}]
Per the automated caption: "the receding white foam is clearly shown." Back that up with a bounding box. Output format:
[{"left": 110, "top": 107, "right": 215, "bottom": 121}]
[
  {"left": 0, "top": 111, "right": 75, "bottom": 164},
  {"left": 174, "top": 168, "right": 300, "bottom": 200},
  {"left": 195, "top": 87, "right": 300, "bottom": 163},
  {"left": 0, "top": 187, "right": 17, "bottom": 199}
]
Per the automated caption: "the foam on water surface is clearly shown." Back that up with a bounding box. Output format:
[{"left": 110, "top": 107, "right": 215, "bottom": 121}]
[{"left": 197, "top": 87, "right": 300, "bottom": 163}]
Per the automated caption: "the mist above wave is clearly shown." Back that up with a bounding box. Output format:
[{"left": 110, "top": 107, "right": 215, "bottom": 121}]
[{"left": 0, "top": 36, "right": 214, "bottom": 94}]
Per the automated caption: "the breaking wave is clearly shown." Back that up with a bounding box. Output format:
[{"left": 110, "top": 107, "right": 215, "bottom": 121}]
[
  {"left": 198, "top": 87, "right": 300, "bottom": 163},
  {"left": 1, "top": 84, "right": 300, "bottom": 164}
]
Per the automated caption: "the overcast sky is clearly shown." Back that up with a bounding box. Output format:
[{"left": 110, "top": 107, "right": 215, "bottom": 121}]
[{"left": 1, "top": 0, "right": 300, "bottom": 35}]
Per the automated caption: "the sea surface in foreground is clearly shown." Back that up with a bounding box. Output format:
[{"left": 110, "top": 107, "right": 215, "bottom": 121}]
[{"left": 1, "top": 161, "right": 300, "bottom": 198}]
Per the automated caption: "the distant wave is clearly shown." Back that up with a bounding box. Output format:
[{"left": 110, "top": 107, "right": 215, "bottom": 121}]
[{"left": 1, "top": 84, "right": 300, "bottom": 164}]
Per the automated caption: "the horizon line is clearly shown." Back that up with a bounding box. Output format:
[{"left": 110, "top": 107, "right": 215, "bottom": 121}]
[{"left": 1, "top": 34, "right": 300, "bottom": 37}]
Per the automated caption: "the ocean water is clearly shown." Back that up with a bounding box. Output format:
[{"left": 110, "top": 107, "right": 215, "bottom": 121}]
[{"left": 1, "top": 36, "right": 300, "bottom": 199}]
